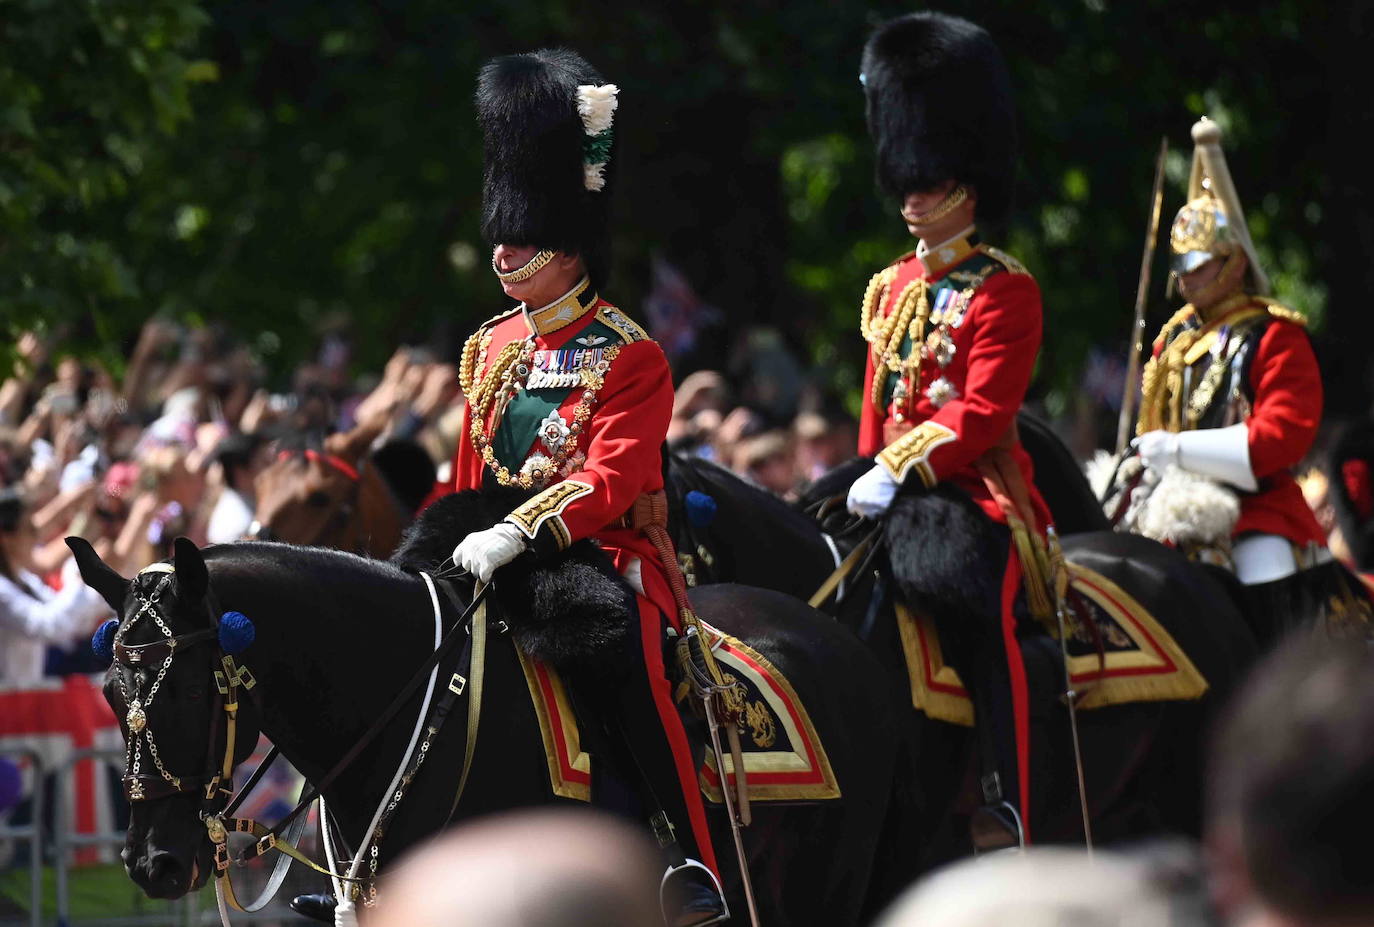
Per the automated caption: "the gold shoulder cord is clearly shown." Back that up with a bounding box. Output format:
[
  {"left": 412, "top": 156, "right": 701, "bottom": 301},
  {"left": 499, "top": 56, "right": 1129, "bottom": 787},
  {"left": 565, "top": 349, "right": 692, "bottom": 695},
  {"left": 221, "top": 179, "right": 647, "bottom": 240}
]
[
  {"left": 861, "top": 269, "right": 930, "bottom": 408},
  {"left": 1136, "top": 306, "right": 1200, "bottom": 434}
]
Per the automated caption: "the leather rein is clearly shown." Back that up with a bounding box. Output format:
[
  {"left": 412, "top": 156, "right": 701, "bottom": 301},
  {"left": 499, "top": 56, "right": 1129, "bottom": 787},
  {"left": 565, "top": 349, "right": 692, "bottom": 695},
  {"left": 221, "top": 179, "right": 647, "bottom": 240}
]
[{"left": 114, "top": 562, "right": 494, "bottom": 914}]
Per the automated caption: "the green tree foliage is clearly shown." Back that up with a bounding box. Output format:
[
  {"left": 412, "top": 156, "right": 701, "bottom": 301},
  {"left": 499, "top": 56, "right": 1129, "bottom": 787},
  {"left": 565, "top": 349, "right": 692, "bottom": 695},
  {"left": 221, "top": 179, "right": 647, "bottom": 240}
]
[
  {"left": 0, "top": 0, "right": 211, "bottom": 358},
  {"left": 3, "top": 0, "right": 1367, "bottom": 416}
]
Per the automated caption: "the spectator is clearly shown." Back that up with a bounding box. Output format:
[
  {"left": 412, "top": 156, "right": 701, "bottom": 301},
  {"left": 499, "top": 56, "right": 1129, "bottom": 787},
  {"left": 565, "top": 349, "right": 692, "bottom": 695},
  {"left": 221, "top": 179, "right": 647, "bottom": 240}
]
[
  {"left": 0, "top": 488, "right": 112, "bottom": 686},
  {"left": 205, "top": 432, "right": 268, "bottom": 543},
  {"left": 369, "top": 808, "right": 662, "bottom": 927},
  {"left": 1207, "top": 638, "right": 1374, "bottom": 927},
  {"left": 875, "top": 845, "right": 1214, "bottom": 927},
  {"left": 736, "top": 430, "right": 796, "bottom": 497},
  {"left": 793, "top": 409, "right": 857, "bottom": 484}
]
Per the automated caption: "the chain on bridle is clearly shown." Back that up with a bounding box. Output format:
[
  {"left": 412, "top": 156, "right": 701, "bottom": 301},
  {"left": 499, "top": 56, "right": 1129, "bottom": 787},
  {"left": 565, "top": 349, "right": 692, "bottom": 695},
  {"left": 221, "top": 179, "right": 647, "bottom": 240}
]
[{"left": 113, "top": 563, "right": 255, "bottom": 847}]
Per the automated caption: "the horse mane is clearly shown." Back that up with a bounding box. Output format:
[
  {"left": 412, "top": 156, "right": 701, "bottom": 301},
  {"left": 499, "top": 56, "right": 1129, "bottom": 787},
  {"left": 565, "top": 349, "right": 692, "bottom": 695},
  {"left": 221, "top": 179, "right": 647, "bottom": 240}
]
[{"left": 391, "top": 489, "right": 636, "bottom": 677}]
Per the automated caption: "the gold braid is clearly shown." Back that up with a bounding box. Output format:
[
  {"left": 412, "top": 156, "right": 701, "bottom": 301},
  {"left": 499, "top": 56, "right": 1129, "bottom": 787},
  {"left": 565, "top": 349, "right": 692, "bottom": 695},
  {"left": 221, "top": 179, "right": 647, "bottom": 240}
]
[
  {"left": 862, "top": 273, "right": 930, "bottom": 408},
  {"left": 1136, "top": 306, "right": 1198, "bottom": 435},
  {"left": 465, "top": 340, "right": 526, "bottom": 425}
]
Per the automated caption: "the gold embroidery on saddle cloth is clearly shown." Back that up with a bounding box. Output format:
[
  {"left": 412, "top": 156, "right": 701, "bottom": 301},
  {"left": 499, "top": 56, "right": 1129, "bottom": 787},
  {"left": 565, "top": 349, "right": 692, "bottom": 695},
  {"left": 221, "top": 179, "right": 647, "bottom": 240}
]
[
  {"left": 877, "top": 420, "right": 957, "bottom": 487},
  {"left": 894, "top": 564, "right": 1209, "bottom": 727},
  {"left": 505, "top": 480, "right": 594, "bottom": 550},
  {"left": 514, "top": 648, "right": 592, "bottom": 802},
  {"left": 519, "top": 626, "right": 840, "bottom": 804}
]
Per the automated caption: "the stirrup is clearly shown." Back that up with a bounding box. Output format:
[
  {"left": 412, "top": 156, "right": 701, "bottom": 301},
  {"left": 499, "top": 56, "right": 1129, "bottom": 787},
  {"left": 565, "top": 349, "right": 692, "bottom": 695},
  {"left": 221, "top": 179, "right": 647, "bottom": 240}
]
[
  {"left": 661, "top": 858, "right": 730, "bottom": 926},
  {"left": 970, "top": 801, "right": 1025, "bottom": 854}
]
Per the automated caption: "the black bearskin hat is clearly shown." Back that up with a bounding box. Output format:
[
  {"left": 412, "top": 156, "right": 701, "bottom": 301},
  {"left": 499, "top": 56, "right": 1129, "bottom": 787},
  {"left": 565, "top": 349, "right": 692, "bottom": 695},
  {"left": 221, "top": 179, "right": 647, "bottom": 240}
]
[
  {"left": 476, "top": 48, "right": 618, "bottom": 289},
  {"left": 861, "top": 12, "right": 1017, "bottom": 222}
]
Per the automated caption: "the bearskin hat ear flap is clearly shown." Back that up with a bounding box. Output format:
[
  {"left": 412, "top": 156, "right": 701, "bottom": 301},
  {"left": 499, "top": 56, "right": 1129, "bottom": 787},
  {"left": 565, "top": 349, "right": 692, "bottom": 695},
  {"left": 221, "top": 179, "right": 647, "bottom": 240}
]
[
  {"left": 475, "top": 48, "right": 617, "bottom": 290},
  {"left": 861, "top": 12, "right": 1018, "bottom": 222}
]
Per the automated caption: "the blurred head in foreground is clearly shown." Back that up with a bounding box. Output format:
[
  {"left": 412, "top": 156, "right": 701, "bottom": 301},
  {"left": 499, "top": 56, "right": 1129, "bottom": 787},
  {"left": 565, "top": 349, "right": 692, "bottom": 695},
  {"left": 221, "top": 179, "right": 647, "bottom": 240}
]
[
  {"left": 368, "top": 808, "right": 661, "bottom": 927},
  {"left": 1208, "top": 638, "right": 1374, "bottom": 927},
  {"left": 875, "top": 846, "right": 1213, "bottom": 927}
]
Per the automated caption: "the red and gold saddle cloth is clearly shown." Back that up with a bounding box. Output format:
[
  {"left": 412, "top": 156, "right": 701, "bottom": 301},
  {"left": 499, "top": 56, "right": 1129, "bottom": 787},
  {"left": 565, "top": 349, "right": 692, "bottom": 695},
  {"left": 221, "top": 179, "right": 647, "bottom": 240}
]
[
  {"left": 515, "top": 621, "right": 840, "bottom": 804},
  {"left": 898, "top": 562, "right": 1208, "bottom": 726}
]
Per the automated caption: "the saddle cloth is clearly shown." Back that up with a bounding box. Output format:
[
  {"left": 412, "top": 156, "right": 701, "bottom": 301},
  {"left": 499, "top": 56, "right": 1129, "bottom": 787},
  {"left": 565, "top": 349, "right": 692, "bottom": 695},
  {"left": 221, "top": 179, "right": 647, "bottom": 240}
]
[
  {"left": 897, "top": 562, "right": 1208, "bottom": 726},
  {"left": 515, "top": 620, "right": 840, "bottom": 804}
]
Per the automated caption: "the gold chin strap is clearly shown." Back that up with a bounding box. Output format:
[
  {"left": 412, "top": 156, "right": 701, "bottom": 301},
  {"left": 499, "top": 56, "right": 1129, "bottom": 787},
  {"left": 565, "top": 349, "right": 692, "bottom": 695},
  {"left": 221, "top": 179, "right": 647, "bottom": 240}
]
[
  {"left": 492, "top": 249, "right": 555, "bottom": 284},
  {"left": 901, "top": 184, "right": 969, "bottom": 227}
]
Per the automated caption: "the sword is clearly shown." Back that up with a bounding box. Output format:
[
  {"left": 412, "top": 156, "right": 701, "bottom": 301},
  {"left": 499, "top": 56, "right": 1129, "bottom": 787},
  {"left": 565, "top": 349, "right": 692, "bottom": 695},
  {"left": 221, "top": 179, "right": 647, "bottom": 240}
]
[
  {"left": 1115, "top": 136, "right": 1170, "bottom": 456},
  {"left": 686, "top": 626, "right": 760, "bottom": 927}
]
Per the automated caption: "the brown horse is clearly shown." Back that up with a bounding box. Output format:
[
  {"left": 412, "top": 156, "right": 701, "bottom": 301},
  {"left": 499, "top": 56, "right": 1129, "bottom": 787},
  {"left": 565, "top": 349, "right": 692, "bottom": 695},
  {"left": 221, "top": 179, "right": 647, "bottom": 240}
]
[{"left": 251, "top": 419, "right": 432, "bottom": 556}]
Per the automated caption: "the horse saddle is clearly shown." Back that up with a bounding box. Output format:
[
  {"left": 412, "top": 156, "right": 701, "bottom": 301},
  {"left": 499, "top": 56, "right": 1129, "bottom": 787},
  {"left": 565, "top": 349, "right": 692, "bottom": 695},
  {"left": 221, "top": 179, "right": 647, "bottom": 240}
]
[{"left": 514, "top": 622, "right": 841, "bottom": 805}]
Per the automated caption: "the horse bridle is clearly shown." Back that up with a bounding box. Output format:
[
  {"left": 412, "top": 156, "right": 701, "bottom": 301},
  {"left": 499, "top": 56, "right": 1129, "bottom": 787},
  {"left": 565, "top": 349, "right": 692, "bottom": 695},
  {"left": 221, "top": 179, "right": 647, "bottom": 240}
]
[{"left": 113, "top": 564, "right": 254, "bottom": 838}]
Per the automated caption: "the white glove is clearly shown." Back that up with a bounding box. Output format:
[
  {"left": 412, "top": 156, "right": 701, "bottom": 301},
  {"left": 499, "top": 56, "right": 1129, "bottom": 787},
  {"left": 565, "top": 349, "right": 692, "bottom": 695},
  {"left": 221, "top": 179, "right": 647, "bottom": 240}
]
[
  {"left": 1134, "top": 425, "right": 1258, "bottom": 491},
  {"left": 847, "top": 464, "right": 900, "bottom": 518},
  {"left": 451, "top": 522, "right": 527, "bottom": 583},
  {"left": 1133, "top": 430, "right": 1180, "bottom": 472}
]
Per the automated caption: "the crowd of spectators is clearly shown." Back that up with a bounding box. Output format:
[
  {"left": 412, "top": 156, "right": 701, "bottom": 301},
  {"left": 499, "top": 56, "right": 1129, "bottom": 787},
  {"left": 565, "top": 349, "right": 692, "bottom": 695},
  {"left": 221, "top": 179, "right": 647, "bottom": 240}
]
[
  {"left": 0, "top": 320, "right": 463, "bottom": 687},
  {"left": 0, "top": 318, "right": 859, "bottom": 688},
  {"left": 7, "top": 318, "right": 1368, "bottom": 927}
]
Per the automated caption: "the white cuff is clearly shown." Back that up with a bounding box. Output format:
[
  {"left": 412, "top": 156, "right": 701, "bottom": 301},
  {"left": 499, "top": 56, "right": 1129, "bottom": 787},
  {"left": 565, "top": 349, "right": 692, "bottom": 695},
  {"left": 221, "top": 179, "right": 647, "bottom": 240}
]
[{"left": 1176, "top": 424, "right": 1259, "bottom": 492}]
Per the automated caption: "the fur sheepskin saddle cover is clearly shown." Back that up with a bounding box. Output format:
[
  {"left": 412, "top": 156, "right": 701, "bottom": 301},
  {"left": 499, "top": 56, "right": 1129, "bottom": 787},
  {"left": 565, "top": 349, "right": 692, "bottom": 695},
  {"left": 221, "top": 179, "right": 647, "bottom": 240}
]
[
  {"left": 391, "top": 488, "right": 635, "bottom": 677},
  {"left": 882, "top": 482, "right": 1011, "bottom": 627}
]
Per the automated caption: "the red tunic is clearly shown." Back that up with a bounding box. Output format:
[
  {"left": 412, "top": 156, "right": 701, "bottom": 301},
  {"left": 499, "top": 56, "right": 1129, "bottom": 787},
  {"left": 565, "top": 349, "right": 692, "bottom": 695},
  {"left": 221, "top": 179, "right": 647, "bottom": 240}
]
[
  {"left": 857, "top": 237, "right": 1052, "bottom": 531},
  {"left": 1145, "top": 301, "right": 1326, "bottom": 546},
  {"left": 439, "top": 288, "right": 681, "bottom": 628},
  {"left": 435, "top": 280, "right": 718, "bottom": 874}
]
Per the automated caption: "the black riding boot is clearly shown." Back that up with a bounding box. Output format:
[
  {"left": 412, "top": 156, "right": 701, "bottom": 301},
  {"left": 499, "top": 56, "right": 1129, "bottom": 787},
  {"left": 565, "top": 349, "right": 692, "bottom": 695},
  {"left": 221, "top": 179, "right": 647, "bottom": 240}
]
[
  {"left": 570, "top": 621, "right": 726, "bottom": 925},
  {"left": 962, "top": 641, "right": 1028, "bottom": 851}
]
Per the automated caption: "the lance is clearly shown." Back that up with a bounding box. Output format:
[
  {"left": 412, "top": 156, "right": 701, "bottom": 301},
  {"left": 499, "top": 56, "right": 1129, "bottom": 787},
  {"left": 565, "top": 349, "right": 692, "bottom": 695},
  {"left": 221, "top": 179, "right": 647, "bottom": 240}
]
[{"left": 1115, "top": 136, "right": 1169, "bottom": 455}]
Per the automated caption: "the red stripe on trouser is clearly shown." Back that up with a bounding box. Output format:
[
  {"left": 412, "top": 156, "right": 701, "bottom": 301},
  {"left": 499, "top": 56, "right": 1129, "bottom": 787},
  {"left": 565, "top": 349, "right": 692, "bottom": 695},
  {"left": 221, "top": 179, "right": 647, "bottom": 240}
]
[
  {"left": 1000, "top": 554, "right": 1033, "bottom": 843},
  {"left": 638, "top": 596, "right": 720, "bottom": 878}
]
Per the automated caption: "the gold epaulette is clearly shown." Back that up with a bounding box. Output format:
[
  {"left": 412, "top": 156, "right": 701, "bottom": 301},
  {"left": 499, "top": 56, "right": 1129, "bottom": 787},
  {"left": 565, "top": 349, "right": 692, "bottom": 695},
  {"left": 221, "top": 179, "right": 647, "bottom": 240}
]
[
  {"left": 885, "top": 249, "right": 918, "bottom": 270},
  {"left": 1257, "top": 298, "right": 1308, "bottom": 327},
  {"left": 977, "top": 244, "right": 1030, "bottom": 276},
  {"left": 458, "top": 306, "right": 522, "bottom": 395},
  {"left": 596, "top": 304, "right": 650, "bottom": 343}
]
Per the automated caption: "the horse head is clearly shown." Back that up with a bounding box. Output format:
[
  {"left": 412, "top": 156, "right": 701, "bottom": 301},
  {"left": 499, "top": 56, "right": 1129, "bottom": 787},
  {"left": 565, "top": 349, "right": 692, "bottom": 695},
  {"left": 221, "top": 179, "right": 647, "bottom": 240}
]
[
  {"left": 252, "top": 421, "right": 432, "bottom": 555},
  {"left": 67, "top": 536, "right": 261, "bottom": 899}
]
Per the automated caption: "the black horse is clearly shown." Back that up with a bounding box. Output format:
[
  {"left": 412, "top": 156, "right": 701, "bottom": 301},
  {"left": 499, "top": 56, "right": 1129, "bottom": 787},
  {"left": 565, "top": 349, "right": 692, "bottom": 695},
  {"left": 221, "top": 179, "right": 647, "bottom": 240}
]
[
  {"left": 67, "top": 499, "right": 917, "bottom": 925},
  {"left": 665, "top": 417, "right": 1258, "bottom": 868}
]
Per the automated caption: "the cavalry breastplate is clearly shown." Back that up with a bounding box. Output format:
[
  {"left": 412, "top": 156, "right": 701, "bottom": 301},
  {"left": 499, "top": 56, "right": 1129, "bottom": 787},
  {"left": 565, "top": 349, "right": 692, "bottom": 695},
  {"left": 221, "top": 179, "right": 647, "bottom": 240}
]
[{"left": 1159, "top": 310, "right": 1272, "bottom": 431}]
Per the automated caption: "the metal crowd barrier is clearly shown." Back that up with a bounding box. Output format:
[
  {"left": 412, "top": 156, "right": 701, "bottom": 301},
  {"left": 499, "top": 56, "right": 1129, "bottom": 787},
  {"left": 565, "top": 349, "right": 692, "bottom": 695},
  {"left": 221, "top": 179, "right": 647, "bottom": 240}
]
[
  {"left": 48, "top": 747, "right": 300, "bottom": 927},
  {"left": 0, "top": 746, "right": 44, "bottom": 927}
]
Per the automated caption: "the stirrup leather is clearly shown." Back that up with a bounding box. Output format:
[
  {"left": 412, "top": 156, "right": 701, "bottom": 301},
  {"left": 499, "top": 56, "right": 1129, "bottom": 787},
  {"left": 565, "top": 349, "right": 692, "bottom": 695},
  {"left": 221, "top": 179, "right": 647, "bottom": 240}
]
[{"left": 661, "top": 859, "right": 730, "bottom": 926}]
